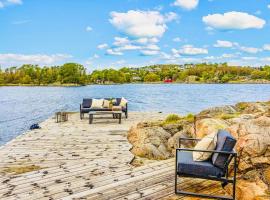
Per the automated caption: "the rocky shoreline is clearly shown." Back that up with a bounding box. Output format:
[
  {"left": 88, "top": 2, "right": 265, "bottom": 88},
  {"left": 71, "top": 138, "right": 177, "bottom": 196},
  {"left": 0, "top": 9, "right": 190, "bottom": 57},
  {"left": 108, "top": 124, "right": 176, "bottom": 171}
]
[{"left": 127, "top": 101, "right": 270, "bottom": 200}]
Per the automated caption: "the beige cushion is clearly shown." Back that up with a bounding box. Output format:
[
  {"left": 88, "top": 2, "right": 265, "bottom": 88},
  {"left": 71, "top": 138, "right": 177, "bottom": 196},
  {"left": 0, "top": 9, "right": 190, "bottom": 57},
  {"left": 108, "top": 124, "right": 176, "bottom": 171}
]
[
  {"left": 91, "top": 99, "right": 104, "bottom": 108},
  {"left": 112, "top": 106, "right": 122, "bottom": 111},
  {"left": 193, "top": 132, "right": 217, "bottom": 161},
  {"left": 120, "top": 97, "right": 128, "bottom": 107},
  {"left": 103, "top": 100, "right": 110, "bottom": 108}
]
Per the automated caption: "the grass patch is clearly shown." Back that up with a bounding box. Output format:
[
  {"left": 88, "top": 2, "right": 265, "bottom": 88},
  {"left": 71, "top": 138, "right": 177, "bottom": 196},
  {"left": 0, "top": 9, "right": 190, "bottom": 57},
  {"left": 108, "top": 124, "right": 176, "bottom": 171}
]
[
  {"left": 183, "top": 113, "right": 195, "bottom": 123},
  {"left": 219, "top": 113, "right": 240, "bottom": 120},
  {"left": 3, "top": 165, "right": 42, "bottom": 175},
  {"left": 161, "top": 113, "right": 195, "bottom": 125},
  {"left": 236, "top": 102, "right": 249, "bottom": 111},
  {"left": 163, "top": 114, "right": 181, "bottom": 124}
]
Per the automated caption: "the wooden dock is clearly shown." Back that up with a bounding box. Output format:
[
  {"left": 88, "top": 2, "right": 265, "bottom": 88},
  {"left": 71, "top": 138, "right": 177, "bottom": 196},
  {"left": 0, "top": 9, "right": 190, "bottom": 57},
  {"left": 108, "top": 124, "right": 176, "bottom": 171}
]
[{"left": 0, "top": 112, "right": 225, "bottom": 200}]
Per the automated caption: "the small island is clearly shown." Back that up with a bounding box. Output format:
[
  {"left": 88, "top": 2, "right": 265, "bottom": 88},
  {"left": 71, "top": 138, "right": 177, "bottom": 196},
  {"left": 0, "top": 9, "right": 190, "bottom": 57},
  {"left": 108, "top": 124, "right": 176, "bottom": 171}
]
[{"left": 1, "top": 63, "right": 270, "bottom": 86}]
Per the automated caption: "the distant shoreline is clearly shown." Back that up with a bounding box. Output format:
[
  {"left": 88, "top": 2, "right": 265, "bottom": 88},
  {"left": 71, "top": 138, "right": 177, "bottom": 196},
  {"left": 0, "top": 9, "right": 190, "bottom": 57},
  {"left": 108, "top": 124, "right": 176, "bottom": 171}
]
[{"left": 1, "top": 80, "right": 270, "bottom": 87}]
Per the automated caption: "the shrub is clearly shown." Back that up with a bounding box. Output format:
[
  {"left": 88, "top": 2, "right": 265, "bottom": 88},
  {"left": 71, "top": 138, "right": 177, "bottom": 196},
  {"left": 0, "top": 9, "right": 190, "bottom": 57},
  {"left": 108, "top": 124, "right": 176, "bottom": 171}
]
[
  {"left": 164, "top": 114, "right": 181, "bottom": 123},
  {"left": 184, "top": 113, "right": 195, "bottom": 122},
  {"left": 219, "top": 113, "right": 240, "bottom": 120}
]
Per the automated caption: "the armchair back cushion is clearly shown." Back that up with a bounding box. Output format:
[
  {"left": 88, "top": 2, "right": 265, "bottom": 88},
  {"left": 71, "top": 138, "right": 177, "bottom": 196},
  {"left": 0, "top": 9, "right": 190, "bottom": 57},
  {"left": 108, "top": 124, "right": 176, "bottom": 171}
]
[
  {"left": 212, "top": 130, "right": 236, "bottom": 169},
  {"left": 82, "top": 99, "right": 92, "bottom": 108}
]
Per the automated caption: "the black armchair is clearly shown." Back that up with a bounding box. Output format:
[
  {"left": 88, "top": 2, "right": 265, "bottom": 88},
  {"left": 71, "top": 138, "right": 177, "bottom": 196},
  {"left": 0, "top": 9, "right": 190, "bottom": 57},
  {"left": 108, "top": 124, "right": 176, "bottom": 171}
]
[{"left": 175, "top": 130, "right": 237, "bottom": 200}]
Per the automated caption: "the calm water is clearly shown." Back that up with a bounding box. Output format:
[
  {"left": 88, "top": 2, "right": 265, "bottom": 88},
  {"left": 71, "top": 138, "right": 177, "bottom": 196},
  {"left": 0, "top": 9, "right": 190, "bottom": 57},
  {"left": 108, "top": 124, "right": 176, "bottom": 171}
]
[{"left": 0, "top": 84, "right": 270, "bottom": 146}]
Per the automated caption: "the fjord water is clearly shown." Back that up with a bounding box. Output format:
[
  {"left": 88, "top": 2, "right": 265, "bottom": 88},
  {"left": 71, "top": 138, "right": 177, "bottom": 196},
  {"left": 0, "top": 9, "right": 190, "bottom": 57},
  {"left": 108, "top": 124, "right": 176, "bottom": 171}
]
[{"left": 0, "top": 84, "right": 270, "bottom": 146}]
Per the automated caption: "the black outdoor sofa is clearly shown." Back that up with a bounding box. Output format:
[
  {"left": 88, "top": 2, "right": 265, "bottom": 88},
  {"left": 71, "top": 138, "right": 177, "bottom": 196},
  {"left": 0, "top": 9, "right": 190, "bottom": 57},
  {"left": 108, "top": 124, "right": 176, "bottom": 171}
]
[
  {"left": 175, "top": 129, "right": 237, "bottom": 200},
  {"left": 80, "top": 98, "right": 128, "bottom": 119}
]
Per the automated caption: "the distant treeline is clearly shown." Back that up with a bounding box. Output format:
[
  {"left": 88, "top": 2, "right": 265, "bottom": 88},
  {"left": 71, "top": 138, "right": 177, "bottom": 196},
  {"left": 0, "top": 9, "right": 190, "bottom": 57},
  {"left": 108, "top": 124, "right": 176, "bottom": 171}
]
[{"left": 0, "top": 63, "right": 270, "bottom": 85}]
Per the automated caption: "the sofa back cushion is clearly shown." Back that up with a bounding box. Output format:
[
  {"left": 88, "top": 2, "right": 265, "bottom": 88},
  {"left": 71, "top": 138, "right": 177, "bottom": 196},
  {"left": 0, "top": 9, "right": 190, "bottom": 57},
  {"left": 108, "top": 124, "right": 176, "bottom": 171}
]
[
  {"left": 114, "top": 98, "right": 122, "bottom": 106},
  {"left": 91, "top": 99, "right": 104, "bottom": 109},
  {"left": 212, "top": 130, "right": 236, "bottom": 169},
  {"left": 82, "top": 99, "right": 92, "bottom": 108},
  {"left": 120, "top": 97, "right": 128, "bottom": 107},
  {"left": 82, "top": 98, "right": 124, "bottom": 108}
]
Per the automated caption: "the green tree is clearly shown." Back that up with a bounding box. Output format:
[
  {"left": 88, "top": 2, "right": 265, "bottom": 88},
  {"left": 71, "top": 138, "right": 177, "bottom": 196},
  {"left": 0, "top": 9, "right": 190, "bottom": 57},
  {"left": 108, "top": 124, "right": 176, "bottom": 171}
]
[{"left": 144, "top": 73, "right": 160, "bottom": 82}]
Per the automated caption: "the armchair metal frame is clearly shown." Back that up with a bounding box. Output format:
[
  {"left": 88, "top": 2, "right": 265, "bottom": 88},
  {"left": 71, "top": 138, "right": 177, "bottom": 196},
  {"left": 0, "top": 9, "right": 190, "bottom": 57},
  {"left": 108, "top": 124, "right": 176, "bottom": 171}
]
[{"left": 175, "top": 137, "right": 237, "bottom": 200}]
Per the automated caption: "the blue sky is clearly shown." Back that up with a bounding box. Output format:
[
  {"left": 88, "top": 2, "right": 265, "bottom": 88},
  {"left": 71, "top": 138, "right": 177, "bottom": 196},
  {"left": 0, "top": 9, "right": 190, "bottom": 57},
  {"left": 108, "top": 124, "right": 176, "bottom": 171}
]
[{"left": 0, "top": 0, "right": 270, "bottom": 70}]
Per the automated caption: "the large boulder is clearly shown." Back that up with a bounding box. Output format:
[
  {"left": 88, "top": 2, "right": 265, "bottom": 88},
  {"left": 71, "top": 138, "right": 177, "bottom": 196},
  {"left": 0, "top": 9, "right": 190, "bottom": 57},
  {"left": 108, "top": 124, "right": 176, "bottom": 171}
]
[
  {"left": 162, "top": 123, "right": 184, "bottom": 136},
  {"left": 128, "top": 123, "right": 172, "bottom": 159},
  {"left": 167, "top": 128, "right": 194, "bottom": 153},
  {"left": 198, "top": 105, "right": 237, "bottom": 118},
  {"left": 228, "top": 116, "right": 270, "bottom": 171},
  {"left": 194, "top": 118, "right": 229, "bottom": 138},
  {"left": 230, "top": 178, "right": 270, "bottom": 200},
  {"left": 235, "top": 102, "right": 270, "bottom": 114}
]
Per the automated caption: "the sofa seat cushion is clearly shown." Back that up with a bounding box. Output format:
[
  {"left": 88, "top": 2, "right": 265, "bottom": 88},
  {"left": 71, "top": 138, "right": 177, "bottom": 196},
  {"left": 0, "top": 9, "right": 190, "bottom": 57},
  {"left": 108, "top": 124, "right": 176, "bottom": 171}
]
[
  {"left": 177, "top": 151, "right": 224, "bottom": 178},
  {"left": 212, "top": 130, "right": 236, "bottom": 169},
  {"left": 89, "top": 108, "right": 112, "bottom": 112}
]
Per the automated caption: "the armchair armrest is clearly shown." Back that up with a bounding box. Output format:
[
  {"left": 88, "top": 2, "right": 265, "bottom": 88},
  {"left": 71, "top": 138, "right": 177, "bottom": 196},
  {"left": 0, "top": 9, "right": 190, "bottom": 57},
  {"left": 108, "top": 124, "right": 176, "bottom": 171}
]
[
  {"left": 178, "top": 137, "right": 201, "bottom": 148},
  {"left": 176, "top": 148, "right": 237, "bottom": 155}
]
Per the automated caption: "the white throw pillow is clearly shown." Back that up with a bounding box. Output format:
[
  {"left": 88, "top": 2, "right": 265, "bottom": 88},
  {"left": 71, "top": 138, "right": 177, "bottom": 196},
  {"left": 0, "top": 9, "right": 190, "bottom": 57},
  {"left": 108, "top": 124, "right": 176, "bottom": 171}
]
[
  {"left": 120, "top": 97, "right": 128, "bottom": 107},
  {"left": 91, "top": 99, "right": 104, "bottom": 108},
  {"left": 193, "top": 132, "right": 217, "bottom": 161}
]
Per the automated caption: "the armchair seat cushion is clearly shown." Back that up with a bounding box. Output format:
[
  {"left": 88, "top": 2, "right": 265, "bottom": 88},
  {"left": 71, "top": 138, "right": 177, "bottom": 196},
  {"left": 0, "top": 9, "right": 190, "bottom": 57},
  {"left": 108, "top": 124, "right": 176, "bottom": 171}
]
[{"left": 177, "top": 151, "right": 224, "bottom": 178}]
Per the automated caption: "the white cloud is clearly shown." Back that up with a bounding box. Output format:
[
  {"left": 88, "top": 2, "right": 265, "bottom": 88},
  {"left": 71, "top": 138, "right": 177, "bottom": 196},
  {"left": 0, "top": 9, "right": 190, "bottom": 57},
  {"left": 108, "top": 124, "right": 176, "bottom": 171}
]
[
  {"left": 115, "top": 60, "right": 126, "bottom": 65},
  {"left": 116, "top": 44, "right": 142, "bottom": 51},
  {"left": 202, "top": 11, "right": 265, "bottom": 30},
  {"left": 92, "top": 54, "right": 99, "bottom": 59},
  {"left": 239, "top": 46, "right": 261, "bottom": 54},
  {"left": 0, "top": 0, "right": 22, "bottom": 8},
  {"left": 144, "top": 44, "right": 160, "bottom": 51},
  {"left": 113, "top": 37, "right": 130, "bottom": 46},
  {"left": 268, "top": 5, "right": 270, "bottom": 9},
  {"left": 140, "top": 50, "right": 159, "bottom": 56},
  {"left": 106, "top": 49, "right": 123, "bottom": 56},
  {"left": 135, "top": 37, "right": 159, "bottom": 44},
  {"left": 221, "top": 53, "right": 236, "bottom": 58},
  {"left": 204, "top": 56, "right": 215, "bottom": 60},
  {"left": 173, "top": 37, "right": 182, "bottom": 42},
  {"left": 7, "top": 0, "right": 22, "bottom": 4},
  {"left": 255, "top": 10, "right": 261, "bottom": 15},
  {"left": 86, "top": 26, "right": 93, "bottom": 32},
  {"left": 263, "top": 44, "right": 270, "bottom": 51},
  {"left": 104, "top": 36, "right": 161, "bottom": 56},
  {"left": 173, "top": 0, "right": 199, "bottom": 10},
  {"left": 174, "top": 45, "right": 208, "bottom": 56},
  {"left": 85, "top": 54, "right": 99, "bottom": 66},
  {"left": 97, "top": 43, "right": 108, "bottom": 49},
  {"left": 241, "top": 56, "right": 257, "bottom": 60},
  {"left": 261, "top": 57, "right": 270, "bottom": 63},
  {"left": 214, "top": 40, "right": 235, "bottom": 48},
  {"left": 109, "top": 10, "right": 177, "bottom": 38},
  {"left": 0, "top": 53, "right": 72, "bottom": 67}
]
